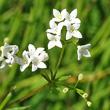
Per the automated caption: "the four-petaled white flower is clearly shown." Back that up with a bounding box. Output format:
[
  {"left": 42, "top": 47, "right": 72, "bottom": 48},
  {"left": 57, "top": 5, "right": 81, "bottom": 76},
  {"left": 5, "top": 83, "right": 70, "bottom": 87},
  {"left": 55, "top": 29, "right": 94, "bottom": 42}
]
[
  {"left": 47, "top": 33, "right": 62, "bottom": 49},
  {"left": 52, "top": 9, "right": 66, "bottom": 22},
  {"left": 63, "top": 9, "right": 81, "bottom": 24},
  {"left": 77, "top": 44, "right": 91, "bottom": 60},
  {"left": 31, "top": 55, "right": 47, "bottom": 72},
  {"left": 66, "top": 22, "right": 82, "bottom": 40},
  {"left": 28, "top": 44, "right": 44, "bottom": 59}
]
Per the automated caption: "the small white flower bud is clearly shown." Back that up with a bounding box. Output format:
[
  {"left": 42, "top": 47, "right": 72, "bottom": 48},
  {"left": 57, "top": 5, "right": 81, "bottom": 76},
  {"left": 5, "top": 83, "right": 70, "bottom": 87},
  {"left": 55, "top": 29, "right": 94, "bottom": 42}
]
[
  {"left": 87, "top": 101, "right": 92, "bottom": 107},
  {"left": 4, "top": 37, "right": 9, "bottom": 43},
  {"left": 62, "top": 87, "right": 69, "bottom": 93},
  {"left": 78, "top": 74, "right": 83, "bottom": 81},
  {"left": 82, "top": 93, "right": 88, "bottom": 98}
]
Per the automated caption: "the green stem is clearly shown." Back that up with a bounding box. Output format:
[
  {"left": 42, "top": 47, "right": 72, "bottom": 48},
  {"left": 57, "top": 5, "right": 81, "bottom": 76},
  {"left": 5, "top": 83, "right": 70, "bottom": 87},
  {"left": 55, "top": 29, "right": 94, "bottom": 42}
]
[
  {"left": 43, "top": 70, "right": 51, "bottom": 83},
  {"left": 74, "top": 80, "right": 79, "bottom": 88},
  {"left": 53, "top": 44, "right": 66, "bottom": 79},
  {"left": 5, "top": 83, "right": 49, "bottom": 109}
]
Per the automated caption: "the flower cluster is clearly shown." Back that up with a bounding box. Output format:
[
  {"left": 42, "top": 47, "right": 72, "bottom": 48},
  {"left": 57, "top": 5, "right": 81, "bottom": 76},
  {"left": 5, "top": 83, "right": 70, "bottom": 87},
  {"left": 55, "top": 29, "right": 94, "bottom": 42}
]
[
  {"left": 46, "top": 9, "right": 91, "bottom": 60},
  {"left": 0, "top": 43, "right": 48, "bottom": 72},
  {"left": 0, "top": 43, "right": 19, "bottom": 69}
]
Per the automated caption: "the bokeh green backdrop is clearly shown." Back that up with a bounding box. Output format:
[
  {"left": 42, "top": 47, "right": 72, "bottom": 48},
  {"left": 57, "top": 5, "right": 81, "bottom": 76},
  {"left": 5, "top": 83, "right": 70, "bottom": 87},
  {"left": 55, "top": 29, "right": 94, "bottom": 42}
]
[{"left": 0, "top": 0, "right": 110, "bottom": 110}]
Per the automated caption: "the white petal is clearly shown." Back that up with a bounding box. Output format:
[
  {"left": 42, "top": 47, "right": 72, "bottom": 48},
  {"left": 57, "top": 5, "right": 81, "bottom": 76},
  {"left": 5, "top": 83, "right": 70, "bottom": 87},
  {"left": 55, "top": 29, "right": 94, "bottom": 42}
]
[
  {"left": 49, "top": 20, "right": 57, "bottom": 29},
  {"left": 70, "top": 9, "right": 77, "bottom": 18},
  {"left": 5, "top": 59, "right": 11, "bottom": 64},
  {"left": 0, "top": 56, "right": 4, "bottom": 61},
  {"left": 42, "top": 52, "right": 49, "bottom": 61},
  {"left": 46, "top": 29, "right": 57, "bottom": 34},
  {"left": 61, "top": 9, "right": 67, "bottom": 15},
  {"left": 10, "top": 45, "right": 19, "bottom": 55},
  {"left": 0, "top": 61, "right": 6, "bottom": 69},
  {"left": 82, "top": 49, "right": 91, "bottom": 57},
  {"left": 55, "top": 40, "right": 62, "bottom": 48},
  {"left": 51, "top": 18, "right": 60, "bottom": 22},
  {"left": 32, "top": 64, "right": 38, "bottom": 72},
  {"left": 66, "top": 31, "right": 73, "bottom": 40},
  {"left": 73, "top": 23, "right": 80, "bottom": 29},
  {"left": 71, "top": 18, "right": 81, "bottom": 23},
  {"left": 37, "top": 62, "right": 46, "bottom": 68},
  {"left": 35, "top": 47, "right": 44, "bottom": 56},
  {"left": 10, "top": 56, "right": 15, "bottom": 64},
  {"left": 57, "top": 22, "right": 64, "bottom": 35},
  {"left": 38, "top": 54, "right": 44, "bottom": 62},
  {"left": 65, "top": 22, "right": 72, "bottom": 30},
  {"left": 62, "top": 10, "right": 70, "bottom": 20},
  {"left": 47, "top": 33, "right": 55, "bottom": 41},
  {"left": 28, "top": 44, "right": 35, "bottom": 52},
  {"left": 53, "top": 9, "right": 60, "bottom": 18},
  {"left": 48, "top": 41, "right": 56, "bottom": 49},
  {"left": 22, "top": 51, "right": 29, "bottom": 58},
  {"left": 72, "top": 30, "right": 82, "bottom": 38},
  {"left": 80, "top": 44, "right": 91, "bottom": 49},
  {"left": 20, "top": 64, "right": 28, "bottom": 72},
  {"left": 77, "top": 50, "right": 82, "bottom": 60}
]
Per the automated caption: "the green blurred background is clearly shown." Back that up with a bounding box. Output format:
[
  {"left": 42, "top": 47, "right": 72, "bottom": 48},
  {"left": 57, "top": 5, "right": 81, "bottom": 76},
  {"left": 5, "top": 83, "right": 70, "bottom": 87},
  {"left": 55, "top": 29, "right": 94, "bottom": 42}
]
[{"left": 0, "top": 0, "right": 110, "bottom": 110}]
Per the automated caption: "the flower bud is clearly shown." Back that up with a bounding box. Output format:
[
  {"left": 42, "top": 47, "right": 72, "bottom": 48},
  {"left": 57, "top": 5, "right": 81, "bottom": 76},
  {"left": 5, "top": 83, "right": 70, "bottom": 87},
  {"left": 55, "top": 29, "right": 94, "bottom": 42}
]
[
  {"left": 82, "top": 93, "right": 88, "bottom": 98},
  {"left": 62, "top": 87, "right": 69, "bottom": 93},
  {"left": 4, "top": 37, "right": 9, "bottom": 43},
  {"left": 87, "top": 101, "right": 92, "bottom": 107},
  {"left": 78, "top": 74, "right": 83, "bottom": 81}
]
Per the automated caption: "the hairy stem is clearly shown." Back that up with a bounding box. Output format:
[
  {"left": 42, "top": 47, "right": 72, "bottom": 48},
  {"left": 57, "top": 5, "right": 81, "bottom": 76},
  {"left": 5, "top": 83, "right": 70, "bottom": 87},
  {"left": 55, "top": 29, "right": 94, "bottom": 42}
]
[
  {"left": 5, "top": 83, "right": 49, "bottom": 109},
  {"left": 53, "top": 44, "right": 66, "bottom": 79}
]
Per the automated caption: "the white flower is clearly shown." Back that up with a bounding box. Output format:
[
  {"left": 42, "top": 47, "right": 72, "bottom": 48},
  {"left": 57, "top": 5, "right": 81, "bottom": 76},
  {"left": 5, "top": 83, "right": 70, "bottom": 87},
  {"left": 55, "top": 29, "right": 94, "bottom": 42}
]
[
  {"left": 31, "top": 55, "right": 47, "bottom": 72},
  {"left": 1, "top": 43, "right": 19, "bottom": 57},
  {"left": 52, "top": 9, "right": 66, "bottom": 22},
  {"left": 63, "top": 9, "right": 81, "bottom": 24},
  {"left": 28, "top": 44, "right": 44, "bottom": 59},
  {"left": 46, "top": 20, "right": 63, "bottom": 35},
  {"left": 18, "top": 44, "right": 49, "bottom": 72},
  {"left": 77, "top": 44, "right": 91, "bottom": 60},
  {"left": 0, "top": 43, "right": 19, "bottom": 69},
  {"left": 47, "top": 33, "right": 62, "bottom": 49},
  {"left": 66, "top": 22, "right": 82, "bottom": 40},
  {"left": 19, "top": 51, "right": 31, "bottom": 72}
]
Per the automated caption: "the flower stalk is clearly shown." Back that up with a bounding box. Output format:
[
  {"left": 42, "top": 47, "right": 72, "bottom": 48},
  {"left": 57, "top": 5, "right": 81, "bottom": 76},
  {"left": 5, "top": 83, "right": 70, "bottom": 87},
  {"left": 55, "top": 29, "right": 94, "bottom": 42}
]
[
  {"left": 5, "top": 83, "right": 49, "bottom": 109},
  {"left": 53, "top": 44, "right": 66, "bottom": 79}
]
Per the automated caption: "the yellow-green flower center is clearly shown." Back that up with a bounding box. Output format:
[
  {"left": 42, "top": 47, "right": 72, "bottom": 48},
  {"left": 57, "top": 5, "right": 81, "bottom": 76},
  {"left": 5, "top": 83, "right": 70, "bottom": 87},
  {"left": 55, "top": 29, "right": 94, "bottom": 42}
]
[{"left": 57, "top": 14, "right": 62, "bottom": 19}]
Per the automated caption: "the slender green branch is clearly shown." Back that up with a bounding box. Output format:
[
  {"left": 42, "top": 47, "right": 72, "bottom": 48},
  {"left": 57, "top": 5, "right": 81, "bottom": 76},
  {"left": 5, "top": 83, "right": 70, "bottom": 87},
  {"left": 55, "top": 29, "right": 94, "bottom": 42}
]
[
  {"left": 43, "top": 70, "right": 51, "bottom": 82},
  {"left": 74, "top": 80, "right": 79, "bottom": 88},
  {"left": 5, "top": 83, "right": 49, "bottom": 109},
  {"left": 53, "top": 44, "right": 66, "bottom": 79}
]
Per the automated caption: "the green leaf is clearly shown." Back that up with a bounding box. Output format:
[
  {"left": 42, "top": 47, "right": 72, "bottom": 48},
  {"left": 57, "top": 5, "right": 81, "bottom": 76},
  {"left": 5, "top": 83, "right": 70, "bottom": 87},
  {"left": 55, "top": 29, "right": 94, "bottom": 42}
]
[
  {"left": 5, "top": 106, "right": 30, "bottom": 110},
  {"left": 0, "top": 92, "right": 12, "bottom": 110},
  {"left": 76, "top": 88, "right": 84, "bottom": 94},
  {"left": 57, "top": 75, "right": 71, "bottom": 81}
]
